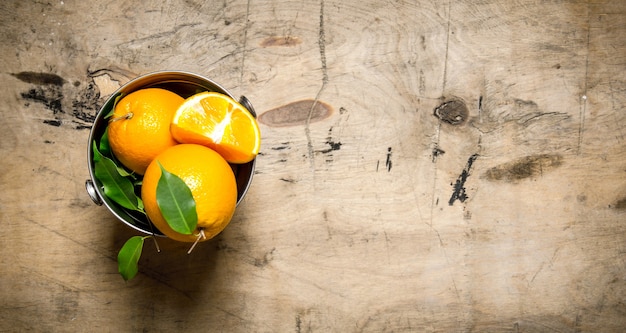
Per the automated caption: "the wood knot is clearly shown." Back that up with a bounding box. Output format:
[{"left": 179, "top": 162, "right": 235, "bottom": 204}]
[
  {"left": 482, "top": 154, "right": 563, "bottom": 183},
  {"left": 260, "top": 36, "right": 303, "bottom": 47},
  {"left": 258, "top": 99, "right": 332, "bottom": 127},
  {"left": 434, "top": 98, "right": 468, "bottom": 126}
]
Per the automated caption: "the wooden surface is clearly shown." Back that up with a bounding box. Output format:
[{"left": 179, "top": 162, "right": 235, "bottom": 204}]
[{"left": 1, "top": 1, "right": 625, "bottom": 332}]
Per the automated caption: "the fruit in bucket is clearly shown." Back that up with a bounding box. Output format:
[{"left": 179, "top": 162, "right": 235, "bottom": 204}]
[
  {"left": 171, "top": 92, "right": 260, "bottom": 164},
  {"left": 141, "top": 144, "right": 237, "bottom": 243},
  {"left": 92, "top": 86, "right": 260, "bottom": 281},
  {"left": 107, "top": 88, "right": 183, "bottom": 175}
]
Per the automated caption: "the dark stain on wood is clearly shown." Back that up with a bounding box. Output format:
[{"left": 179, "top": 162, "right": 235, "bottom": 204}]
[
  {"left": 385, "top": 147, "right": 393, "bottom": 172},
  {"left": 483, "top": 154, "right": 563, "bottom": 183},
  {"left": 449, "top": 154, "right": 479, "bottom": 206},
  {"left": 253, "top": 248, "right": 276, "bottom": 268},
  {"left": 22, "top": 86, "right": 64, "bottom": 115},
  {"left": 513, "top": 98, "right": 538, "bottom": 109},
  {"left": 434, "top": 98, "right": 469, "bottom": 125},
  {"left": 71, "top": 82, "right": 100, "bottom": 125},
  {"left": 319, "top": 126, "right": 342, "bottom": 159},
  {"left": 319, "top": 140, "right": 342, "bottom": 154},
  {"left": 12, "top": 71, "right": 67, "bottom": 86},
  {"left": 43, "top": 119, "right": 62, "bottom": 127},
  {"left": 260, "top": 36, "right": 302, "bottom": 47},
  {"left": 614, "top": 197, "right": 626, "bottom": 209},
  {"left": 271, "top": 144, "right": 290, "bottom": 150},
  {"left": 258, "top": 99, "right": 332, "bottom": 127},
  {"left": 19, "top": 75, "right": 100, "bottom": 129},
  {"left": 295, "top": 313, "right": 302, "bottom": 333},
  {"left": 432, "top": 146, "right": 445, "bottom": 162}
]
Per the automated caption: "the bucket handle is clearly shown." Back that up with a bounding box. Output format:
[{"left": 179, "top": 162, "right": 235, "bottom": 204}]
[
  {"left": 239, "top": 95, "right": 257, "bottom": 118},
  {"left": 85, "top": 179, "right": 103, "bottom": 205}
]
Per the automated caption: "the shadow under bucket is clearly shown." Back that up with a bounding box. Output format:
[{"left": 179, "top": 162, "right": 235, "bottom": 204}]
[{"left": 85, "top": 71, "right": 256, "bottom": 236}]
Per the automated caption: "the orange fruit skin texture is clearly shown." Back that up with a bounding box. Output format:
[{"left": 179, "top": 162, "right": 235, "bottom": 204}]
[
  {"left": 171, "top": 92, "right": 260, "bottom": 164},
  {"left": 108, "top": 88, "right": 184, "bottom": 175},
  {"left": 141, "top": 144, "right": 238, "bottom": 242}
]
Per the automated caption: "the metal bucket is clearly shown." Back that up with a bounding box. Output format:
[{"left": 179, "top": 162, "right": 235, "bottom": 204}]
[{"left": 85, "top": 71, "right": 256, "bottom": 236}]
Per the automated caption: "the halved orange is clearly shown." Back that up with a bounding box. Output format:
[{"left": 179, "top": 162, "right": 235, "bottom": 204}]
[{"left": 171, "top": 92, "right": 260, "bottom": 164}]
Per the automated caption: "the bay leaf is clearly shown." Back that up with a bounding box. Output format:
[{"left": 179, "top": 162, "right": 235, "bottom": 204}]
[
  {"left": 104, "top": 92, "right": 124, "bottom": 119},
  {"left": 98, "top": 128, "right": 112, "bottom": 158},
  {"left": 156, "top": 162, "right": 198, "bottom": 235},
  {"left": 97, "top": 126, "right": 136, "bottom": 179},
  {"left": 92, "top": 142, "right": 143, "bottom": 212},
  {"left": 117, "top": 236, "right": 145, "bottom": 281}
]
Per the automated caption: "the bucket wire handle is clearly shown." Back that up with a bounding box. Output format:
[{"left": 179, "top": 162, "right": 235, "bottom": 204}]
[{"left": 239, "top": 95, "right": 257, "bottom": 118}]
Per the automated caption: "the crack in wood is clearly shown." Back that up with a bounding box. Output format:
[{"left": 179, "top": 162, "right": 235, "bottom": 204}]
[
  {"left": 441, "top": 0, "right": 452, "bottom": 93},
  {"left": 239, "top": 0, "right": 252, "bottom": 86},
  {"left": 305, "top": 0, "right": 329, "bottom": 172},
  {"left": 578, "top": 4, "right": 591, "bottom": 155}
]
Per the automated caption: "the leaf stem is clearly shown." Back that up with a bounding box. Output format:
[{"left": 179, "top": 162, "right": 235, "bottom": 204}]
[
  {"left": 187, "top": 229, "right": 206, "bottom": 254},
  {"left": 109, "top": 112, "right": 133, "bottom": 123},
  {"left": 147, "top": 235, "right": 161, "bottom": 253}
]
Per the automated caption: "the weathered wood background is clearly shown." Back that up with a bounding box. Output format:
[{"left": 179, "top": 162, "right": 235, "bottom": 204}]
[{"left": 1, "top": 0, "right": 625, "bottom": 331}]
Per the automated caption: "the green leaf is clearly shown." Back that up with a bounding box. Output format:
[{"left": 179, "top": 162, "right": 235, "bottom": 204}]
[
  {"left": 98, "top": 127, "right": 136, "bottom": 179},
  {"left": 92, "top": 140, "right": 102, "bottom": 163},
  {"left": 92, "top": 141, "right": 144, "bottom": 212},
  {"left": 99, "top": 128, "right": 112, "bottom": 157},
  {"left": 117, "top": 166, "right": 135, "bottom": 178},
  {"left": 156, "top": 162, "right": 198, "bottom": 235},
  {"left": 117, "top": 236, "right": 146, "bottom": 281},
  {"left": 104, "top": 92, "right": 124, "bottom": 119}
]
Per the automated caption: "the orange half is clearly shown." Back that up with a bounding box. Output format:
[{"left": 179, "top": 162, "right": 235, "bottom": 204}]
[{"left": 171, "top": 92, "right": 260, "bottom": 164}]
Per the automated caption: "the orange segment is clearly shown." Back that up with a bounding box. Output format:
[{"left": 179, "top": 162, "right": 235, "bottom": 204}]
[{"left": 171, "top": 92, "right": 260, "bottom": 164}]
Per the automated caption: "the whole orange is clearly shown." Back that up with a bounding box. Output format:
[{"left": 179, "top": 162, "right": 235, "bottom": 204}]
[
  {"left": 107, "top": 88, "right": 184, "bottom": 175},
  {"left": 141, "top": 144, "right": 238, "bottom": 242}
]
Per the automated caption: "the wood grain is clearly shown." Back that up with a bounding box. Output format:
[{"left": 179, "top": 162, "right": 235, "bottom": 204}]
[{"left": 1, "top": 0, "right": 625, "bottom": 331}]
